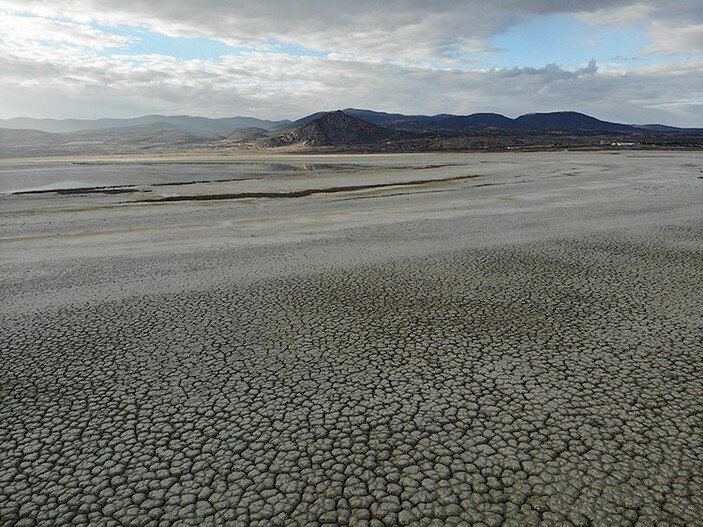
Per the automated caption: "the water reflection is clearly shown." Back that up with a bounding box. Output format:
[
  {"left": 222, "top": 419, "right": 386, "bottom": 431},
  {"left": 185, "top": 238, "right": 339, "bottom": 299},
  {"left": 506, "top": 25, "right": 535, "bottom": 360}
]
[{"left": 0, "top": 161, "right": 372, "bottom": 194}]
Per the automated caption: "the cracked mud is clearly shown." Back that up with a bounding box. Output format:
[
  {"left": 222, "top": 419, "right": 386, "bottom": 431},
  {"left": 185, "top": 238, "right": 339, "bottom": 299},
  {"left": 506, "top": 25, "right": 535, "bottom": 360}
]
[{"left": 1, "top": 152, "right": 701, "bottom": 526}]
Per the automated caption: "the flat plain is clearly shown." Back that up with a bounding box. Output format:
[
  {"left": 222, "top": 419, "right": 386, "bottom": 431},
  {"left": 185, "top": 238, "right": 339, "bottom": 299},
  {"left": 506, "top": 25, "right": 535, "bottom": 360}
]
[{"left": 1, "top": 151, "right": 701, "bottom": 526}]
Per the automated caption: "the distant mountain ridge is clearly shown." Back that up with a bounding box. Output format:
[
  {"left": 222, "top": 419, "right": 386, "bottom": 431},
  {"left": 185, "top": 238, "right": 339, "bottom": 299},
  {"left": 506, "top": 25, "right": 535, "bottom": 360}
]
[
  {"left": 341, "top": 109, "right": 643, "bottom": 132},
  {"left": 2, "top": 110, "right": 697, "bottom": 137},
  {"left": 0, "top": 115, "right": 291, "bottom": 135}
]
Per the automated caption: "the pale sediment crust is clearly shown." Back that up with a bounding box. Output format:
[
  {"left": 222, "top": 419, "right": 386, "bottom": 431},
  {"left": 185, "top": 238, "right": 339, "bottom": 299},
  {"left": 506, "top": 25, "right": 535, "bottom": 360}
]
[
  {"left": 1, "top": 152, "right": 701, "bottom": 526},
  {"left": 135, "top": 174, "right": 481, "bottom": 203}
]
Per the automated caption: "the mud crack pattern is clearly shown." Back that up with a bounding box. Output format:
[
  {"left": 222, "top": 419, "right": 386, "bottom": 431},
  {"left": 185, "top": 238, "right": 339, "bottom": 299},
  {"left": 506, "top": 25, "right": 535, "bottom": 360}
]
[{"left": 1, "top": 230, "right": 702, "bottom": 527}]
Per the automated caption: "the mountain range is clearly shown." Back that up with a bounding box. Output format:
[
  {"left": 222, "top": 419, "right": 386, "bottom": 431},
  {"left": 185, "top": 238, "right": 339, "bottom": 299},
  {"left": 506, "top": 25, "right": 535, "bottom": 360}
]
[
  {"left": 2, "top": 109, "right": 695, "bottom": 136},
  {"left": 286, "top": 109, "right": 657, "bottom": 133},
  {"left": 0, "top": 109, "right": 700, "bottom": 157},
  {"left": 0, "top": 114, "right": 290, "bottom": 135}
]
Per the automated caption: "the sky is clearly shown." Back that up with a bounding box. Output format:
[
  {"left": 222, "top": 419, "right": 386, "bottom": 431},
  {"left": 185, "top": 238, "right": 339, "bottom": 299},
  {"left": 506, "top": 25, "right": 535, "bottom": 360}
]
[{"left": 0, "top": 1, "right": 701, "bottom": 126}]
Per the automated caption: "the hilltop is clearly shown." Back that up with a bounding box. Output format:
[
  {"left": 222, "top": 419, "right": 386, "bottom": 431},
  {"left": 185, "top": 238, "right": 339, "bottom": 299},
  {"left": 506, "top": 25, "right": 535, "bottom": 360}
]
[{"left": 261, "top": 110, "right": 409, "bottom": 148}]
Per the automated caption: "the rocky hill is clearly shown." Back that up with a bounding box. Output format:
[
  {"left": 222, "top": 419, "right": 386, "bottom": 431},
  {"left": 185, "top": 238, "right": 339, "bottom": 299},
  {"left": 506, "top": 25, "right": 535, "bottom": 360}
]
[{"left": 262, "top": 111, "right": 406, "bottom": 147}]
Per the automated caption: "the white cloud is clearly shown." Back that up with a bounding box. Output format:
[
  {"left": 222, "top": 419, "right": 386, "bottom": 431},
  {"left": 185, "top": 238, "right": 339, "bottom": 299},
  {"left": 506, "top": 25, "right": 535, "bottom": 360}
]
[
  {"left": 642, "top": 22, "right": 703, "bottom": 56},
  {"left": 579, "top": 1, "right": 703, "bottom": 55},
  {"left": 3, "top": 2, "right": 702, "bottom": 63},
  {"left": 1, "top": 1, "right": 673, "bottom": 63},
  {"left": 0, "top": 39, "right": 700, "bottom": 126},
  {"left": 0, "top": 11, "right": 130, "bottom": 55},
  {"left": 0, "top": 1, "right": 701, "bottom": 125}
]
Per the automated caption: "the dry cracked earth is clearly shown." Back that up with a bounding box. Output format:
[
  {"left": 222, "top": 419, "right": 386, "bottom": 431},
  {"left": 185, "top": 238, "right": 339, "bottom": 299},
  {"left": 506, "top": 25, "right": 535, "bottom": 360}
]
[{"left": 1, "top": 152, "right": 702, "bottom": 526}]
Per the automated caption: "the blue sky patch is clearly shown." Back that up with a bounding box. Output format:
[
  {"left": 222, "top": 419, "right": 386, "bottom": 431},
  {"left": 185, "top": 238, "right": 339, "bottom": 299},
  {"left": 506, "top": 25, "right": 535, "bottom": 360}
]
[
  {"left": 88, "top": 23, "right": 328, "bottom": 61},
  {"left": 491, "top": 14, "right": 652, "bottom": 69},
  {"left": 266, "top": 39, "right": 328, "bottom": 58},
  {"left": 92, "top": 24, "right": 246, "bottom": 60}
]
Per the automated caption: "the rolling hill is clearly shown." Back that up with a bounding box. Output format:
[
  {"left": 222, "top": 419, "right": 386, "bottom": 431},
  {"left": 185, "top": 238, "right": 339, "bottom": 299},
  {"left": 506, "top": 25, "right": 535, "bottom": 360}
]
[{"left": 0, "top": 115, "right": 291, "bottom": 135}]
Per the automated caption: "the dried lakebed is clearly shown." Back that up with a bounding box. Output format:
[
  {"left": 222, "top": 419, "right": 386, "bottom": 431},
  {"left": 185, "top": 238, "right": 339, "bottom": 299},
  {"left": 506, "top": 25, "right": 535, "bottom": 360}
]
[{"left": 1, "top": 152, "right": 702, "bottom": 526}]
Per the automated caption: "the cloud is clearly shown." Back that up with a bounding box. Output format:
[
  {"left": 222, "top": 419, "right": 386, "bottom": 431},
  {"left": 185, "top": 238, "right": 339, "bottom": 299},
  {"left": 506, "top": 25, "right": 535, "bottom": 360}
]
[
  {"left": 642, "top": 22, "right": 703, "bottom": 56},
  {"left": 579, "top": 1, "right": 703, "bottom": 55},
  {"left": 0, "top": 1, "right": 700, "bottom": 126},
  {"left": 0, "top": 11, "right": 130, "bottom": 55},
  {"left": 3, "top": 2, "right": 701, "bottom": 64},
  {"left": 496, "top": 59, "right": 598, "bottom": 79},
  {"left": 0, "top": 38, "right": 700, "bottom": 126},
  {"left": 5, "top": 1, "right": 694, "bottom": 63}
]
